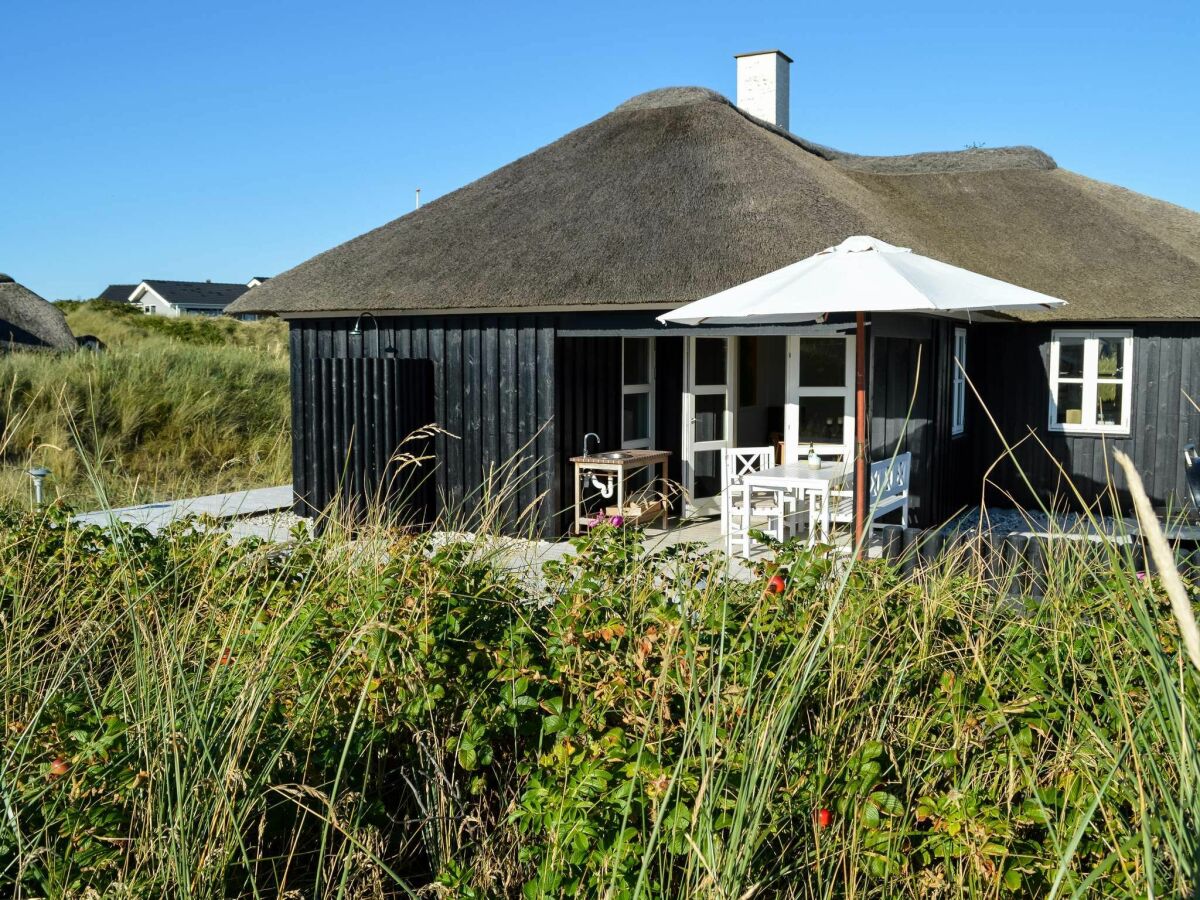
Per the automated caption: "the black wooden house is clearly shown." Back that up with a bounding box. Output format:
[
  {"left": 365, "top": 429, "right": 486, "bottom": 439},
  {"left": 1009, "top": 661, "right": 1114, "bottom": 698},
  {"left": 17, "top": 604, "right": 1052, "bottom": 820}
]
[{"left": 228, "top": 54, "right": 1200, "bottom": 535}]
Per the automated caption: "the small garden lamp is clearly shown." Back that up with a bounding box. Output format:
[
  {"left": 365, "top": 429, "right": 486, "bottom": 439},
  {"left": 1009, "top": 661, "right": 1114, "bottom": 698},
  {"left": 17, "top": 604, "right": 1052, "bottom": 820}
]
[{"left": 28, "top": 466, "right": 51, "bottom": 507}]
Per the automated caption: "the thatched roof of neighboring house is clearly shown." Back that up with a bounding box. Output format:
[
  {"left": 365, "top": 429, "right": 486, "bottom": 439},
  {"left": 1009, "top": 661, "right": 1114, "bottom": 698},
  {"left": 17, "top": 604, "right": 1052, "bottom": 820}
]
[
  {"left": 0, "top": 274, "right": 76, "bottom": 351},
  {"left": 227, "top": 86, "right": 1200, "bottom": 323}
]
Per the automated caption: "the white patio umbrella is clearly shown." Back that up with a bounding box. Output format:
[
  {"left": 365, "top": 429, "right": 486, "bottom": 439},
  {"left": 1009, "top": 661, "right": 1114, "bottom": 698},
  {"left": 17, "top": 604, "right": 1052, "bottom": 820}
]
[
  {"left": 658, "top": 236, "right": 1067, "bottom": 552},
  {"left": 659, "top": 236, "right": 1065, "bottom": 325}
]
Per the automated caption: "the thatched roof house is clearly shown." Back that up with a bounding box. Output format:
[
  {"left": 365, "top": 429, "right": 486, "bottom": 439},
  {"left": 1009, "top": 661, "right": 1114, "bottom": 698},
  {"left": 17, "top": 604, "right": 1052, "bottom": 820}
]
[
  {"left": 0, "top": 274, "right": 76, "bottom": 351},
  {"left": 228, "top": 85, "right": 1200, "bottom": 323},
  {"left": 234, "top": 51, "right": 1200, "bottom": 538}
]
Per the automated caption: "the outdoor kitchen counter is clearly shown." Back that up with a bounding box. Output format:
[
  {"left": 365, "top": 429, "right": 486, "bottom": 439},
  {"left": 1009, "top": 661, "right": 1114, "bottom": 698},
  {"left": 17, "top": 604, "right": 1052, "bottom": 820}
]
[{"left": 569, "top": 449, "right": 671, "bottom": 534}]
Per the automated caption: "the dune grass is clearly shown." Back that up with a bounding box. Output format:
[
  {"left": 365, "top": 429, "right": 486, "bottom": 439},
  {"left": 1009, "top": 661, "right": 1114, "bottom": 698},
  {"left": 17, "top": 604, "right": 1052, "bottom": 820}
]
[
  {"left": 0, "top": 302, "right": 289, "bottom": 509},
  {"left": 0, "top": 488, "right": 1195, "bottom": 898}
]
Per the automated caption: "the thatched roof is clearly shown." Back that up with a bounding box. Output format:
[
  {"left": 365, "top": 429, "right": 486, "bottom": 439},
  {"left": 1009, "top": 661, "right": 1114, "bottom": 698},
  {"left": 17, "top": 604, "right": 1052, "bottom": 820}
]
[
  {"left": 0, "top": 274, "right": 76, "bottom": 351},
  {"left": 228, "top": 87, "right": 1200, "bottom": 322}
]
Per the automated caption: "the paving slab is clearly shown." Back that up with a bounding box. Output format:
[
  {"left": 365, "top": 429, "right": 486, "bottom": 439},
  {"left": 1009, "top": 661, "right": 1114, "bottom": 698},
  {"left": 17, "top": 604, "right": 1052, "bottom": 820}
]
[{"left": 74, "top": 485, "right": 293, "bottom": 535}]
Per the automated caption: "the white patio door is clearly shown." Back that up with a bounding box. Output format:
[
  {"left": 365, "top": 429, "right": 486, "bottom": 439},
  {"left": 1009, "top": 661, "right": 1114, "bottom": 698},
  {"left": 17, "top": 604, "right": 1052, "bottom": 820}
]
[
  {"left": 784, "top": 335, "right": 855, "bottom": 462},
  {"left": 682, "top": 336, "right": 736, "bottom": 513}
]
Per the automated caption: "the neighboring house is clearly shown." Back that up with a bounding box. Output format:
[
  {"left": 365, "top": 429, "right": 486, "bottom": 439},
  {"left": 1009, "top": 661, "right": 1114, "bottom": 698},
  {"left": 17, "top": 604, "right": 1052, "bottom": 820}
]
[
  {"left": 129, "top": 279, "right": 254, "bottom": 318},
  {"left": 97, "top": 283, "right": 137, "bottom": 302},
  {"left": 247, "top": 276, "right": 272, "bottom": 288},
  {"left": 227, "top": 50, "right": 1200, "bottom": 535},
  {"left": 0, "top": 274, "right": 76, "bottom": 351}
]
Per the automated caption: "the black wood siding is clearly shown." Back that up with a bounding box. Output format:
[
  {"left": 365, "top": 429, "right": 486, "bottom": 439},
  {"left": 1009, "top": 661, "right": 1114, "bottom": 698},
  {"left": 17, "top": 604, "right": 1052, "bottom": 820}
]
[
  {"left": 867, "top": 321, "right": 941, "bottom": 526},
  {"left": 292, "top": 357, "right": 435, "bottom": 523},
  {"left": 290, "top": 315, "right": 558, "bottom": 535},
  {"left": 970, "top": 323, "right": 1200, "bottom": 512},
  {"left": 553, "top": 336, "right": 622, "bottom": 534}
]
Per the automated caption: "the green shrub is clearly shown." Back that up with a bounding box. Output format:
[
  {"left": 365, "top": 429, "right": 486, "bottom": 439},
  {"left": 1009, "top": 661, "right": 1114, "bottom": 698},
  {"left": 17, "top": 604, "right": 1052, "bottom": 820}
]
[{"left": 0, "top": 510, "right": 1196, "bottom": 898}]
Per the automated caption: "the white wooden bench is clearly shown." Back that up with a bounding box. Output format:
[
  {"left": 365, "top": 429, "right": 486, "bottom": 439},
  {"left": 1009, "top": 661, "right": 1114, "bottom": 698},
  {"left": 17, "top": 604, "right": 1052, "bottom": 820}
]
[{"left": 816, "top": 452, "right": 911, "bottom": 536}]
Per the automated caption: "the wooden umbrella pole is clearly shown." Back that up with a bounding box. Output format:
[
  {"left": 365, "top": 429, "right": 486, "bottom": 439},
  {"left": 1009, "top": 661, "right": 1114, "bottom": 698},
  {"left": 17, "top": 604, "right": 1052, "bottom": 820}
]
[{"left": 854, "top": 311, "right": 868, "bottom": 558}]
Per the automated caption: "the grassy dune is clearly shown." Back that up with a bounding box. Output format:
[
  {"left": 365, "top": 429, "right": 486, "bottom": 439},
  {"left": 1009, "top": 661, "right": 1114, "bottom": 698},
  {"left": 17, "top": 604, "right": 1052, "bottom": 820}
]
[
  {"left": 0, "top": 302, "right": 289, "bottom": 509},
  {"left": 0, "top": 499, "right": 1196, "bottom": 898}
]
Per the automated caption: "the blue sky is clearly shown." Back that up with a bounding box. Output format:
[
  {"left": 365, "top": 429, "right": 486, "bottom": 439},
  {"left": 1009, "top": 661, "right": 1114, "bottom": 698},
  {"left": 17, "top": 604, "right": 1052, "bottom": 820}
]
[{"left": 2, "top": 0, "right": 1196, "bottom": 300}]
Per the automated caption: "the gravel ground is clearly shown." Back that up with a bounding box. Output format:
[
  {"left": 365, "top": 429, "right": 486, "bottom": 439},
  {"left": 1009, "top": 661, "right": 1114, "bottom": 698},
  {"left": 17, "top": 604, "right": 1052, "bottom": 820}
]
[
  {"left": 946, "top": 506, "right": 1121, "bottom": 537},
  {"left": 225, "top": 510, "right": 310, "bottom": 543}
]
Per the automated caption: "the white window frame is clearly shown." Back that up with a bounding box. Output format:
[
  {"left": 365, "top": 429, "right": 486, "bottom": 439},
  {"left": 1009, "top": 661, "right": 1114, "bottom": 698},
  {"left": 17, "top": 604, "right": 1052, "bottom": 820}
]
[
  {"left": 1047, "top": 330, "right": 1133, "bottom": 435},
  {"left": 784, "top": 335, "right": 855, "bottom": 460},
  {"left": 951, "top": 327, "right": 967, "bottom": 436},
  {"left": 621, "top": 337, "right": 655, "bottom": 449}
]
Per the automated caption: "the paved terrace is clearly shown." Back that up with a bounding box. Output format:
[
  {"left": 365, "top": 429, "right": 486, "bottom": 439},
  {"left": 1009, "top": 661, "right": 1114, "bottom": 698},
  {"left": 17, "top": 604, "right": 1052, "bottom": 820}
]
[{"left": 72, "top": 485, "right": 881, "bottom": 581}]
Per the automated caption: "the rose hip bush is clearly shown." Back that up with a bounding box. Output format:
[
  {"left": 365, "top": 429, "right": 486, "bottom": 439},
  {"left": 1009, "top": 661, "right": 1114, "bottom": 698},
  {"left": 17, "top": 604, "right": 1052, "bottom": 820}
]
[{"left": 0, "top": 508, "right": 1196, "bottom": 898}]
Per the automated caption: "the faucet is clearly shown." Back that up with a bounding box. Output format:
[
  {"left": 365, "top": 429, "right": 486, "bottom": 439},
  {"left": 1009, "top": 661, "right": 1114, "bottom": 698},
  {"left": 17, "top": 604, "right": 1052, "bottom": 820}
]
[{"left": 583, "top": 432, "right": 600, "bottom": 456}]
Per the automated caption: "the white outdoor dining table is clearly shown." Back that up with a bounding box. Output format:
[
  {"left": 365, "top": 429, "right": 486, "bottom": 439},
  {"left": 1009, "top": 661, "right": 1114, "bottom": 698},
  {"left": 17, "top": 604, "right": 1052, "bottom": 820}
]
[{"left": 741, "top": 459, "right": 854, "bottom": 545}]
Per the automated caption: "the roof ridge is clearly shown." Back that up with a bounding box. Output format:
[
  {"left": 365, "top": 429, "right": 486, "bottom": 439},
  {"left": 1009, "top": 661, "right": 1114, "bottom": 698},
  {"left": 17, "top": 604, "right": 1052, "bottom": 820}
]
[
  {"left": 143, "top": 278, "right": 249, "bottom": 285},
  {"left": 732, "top": 105, "right": 1056, "bottom": 174},
  {"left": 614, "top": 86, "right": 1056, "bottom": 175}
]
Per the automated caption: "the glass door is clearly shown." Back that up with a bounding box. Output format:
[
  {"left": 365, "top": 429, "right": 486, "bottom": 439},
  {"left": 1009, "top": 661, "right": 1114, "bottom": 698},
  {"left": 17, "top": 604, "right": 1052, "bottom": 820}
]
[
  {"left": 682, "top": 337, "right": 736, "bottom": 513},
  {"left": 784, "top": 335, "right": 854, "bottom": 462}
]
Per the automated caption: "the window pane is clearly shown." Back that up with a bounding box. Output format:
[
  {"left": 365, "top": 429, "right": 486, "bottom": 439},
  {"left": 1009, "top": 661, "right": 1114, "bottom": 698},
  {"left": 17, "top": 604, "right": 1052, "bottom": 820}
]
[
  {"left": 693, "top": 339, "right": 727, "bottom": 386},
  {"left": 623, "top": 392, "right": 649, "bottom": 442},
  {"left": 797, "top": 396, "right": 845, "bottom": 444},
  {"left": 693, "top": 449, "right": 722, "bottom": 500},
  {"left": 798, "top": 339, "right": 845, "bottom": 387},
  {"left": 1056, "top": 382, "right": 1084, "bottom": 426},
  {"left": 624, "top": 338, "right": 650, "bottom": 385},
  {"left": 694, "top": 394, "right": 726, "bottom": 442},
  {"left": 1096, "top": 383, "right": 1123, "bottom": 426},
  {"left": 1097, "top": 336, "right": 1124, "bottom": 378},
  {"left": 1057, "top": 338, "right": 1085, "bottom": 378}
]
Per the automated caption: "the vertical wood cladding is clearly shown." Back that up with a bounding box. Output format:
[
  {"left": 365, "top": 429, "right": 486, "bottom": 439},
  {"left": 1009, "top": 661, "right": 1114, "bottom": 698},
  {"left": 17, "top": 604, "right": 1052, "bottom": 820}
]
[
  {"left": 970, "top": 324, "right": 1200, "bottom": 511},
  {"left": 290, "top": 315, "right": 558, "bottom": 535},
  {"left": 292, "top": 356, "right": 434, "bottom": 523},
  {"left": 868, "top": 323, "right": 945, "bottom": 526},
  {"left": 553, "top": 336, "right": 622, "bottom": 534}
]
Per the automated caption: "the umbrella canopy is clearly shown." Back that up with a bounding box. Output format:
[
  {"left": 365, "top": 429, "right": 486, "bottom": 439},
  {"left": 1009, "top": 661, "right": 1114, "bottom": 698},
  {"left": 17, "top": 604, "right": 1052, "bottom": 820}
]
[
  {"left": 659, "top": 235, "right": 1067, "bottom": 557},
  {"left": 658, "top": 236, "right": 1066, "bottom": 325}
]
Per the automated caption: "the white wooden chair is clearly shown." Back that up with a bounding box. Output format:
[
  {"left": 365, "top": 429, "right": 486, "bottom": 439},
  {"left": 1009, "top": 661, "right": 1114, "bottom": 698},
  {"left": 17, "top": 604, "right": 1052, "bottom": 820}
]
[
  {"left": 722, "top": 447, "right": 797, "bottom": 557},
  {"left": 812, "top": 452, "right": 911, "bottom": 542}
]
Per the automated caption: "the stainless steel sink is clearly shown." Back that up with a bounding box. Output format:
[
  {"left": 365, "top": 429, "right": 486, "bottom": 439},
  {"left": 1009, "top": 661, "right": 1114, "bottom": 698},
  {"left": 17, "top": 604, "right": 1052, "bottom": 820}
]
[{"left": 599, "top": 451, "right": 633, "bottom": 460}]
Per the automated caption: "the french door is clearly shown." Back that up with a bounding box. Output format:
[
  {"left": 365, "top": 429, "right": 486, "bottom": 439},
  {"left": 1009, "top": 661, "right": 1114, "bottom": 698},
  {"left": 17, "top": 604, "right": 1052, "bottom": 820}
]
[
  {"left": 680, "top": 334, "right": 853, "bottom": 514},
  {"left": 682, "top": 336, "right": 736, "bottom": 513},
  {"left": 783, "top": 335, "right": 855, "bottom": 461}
]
